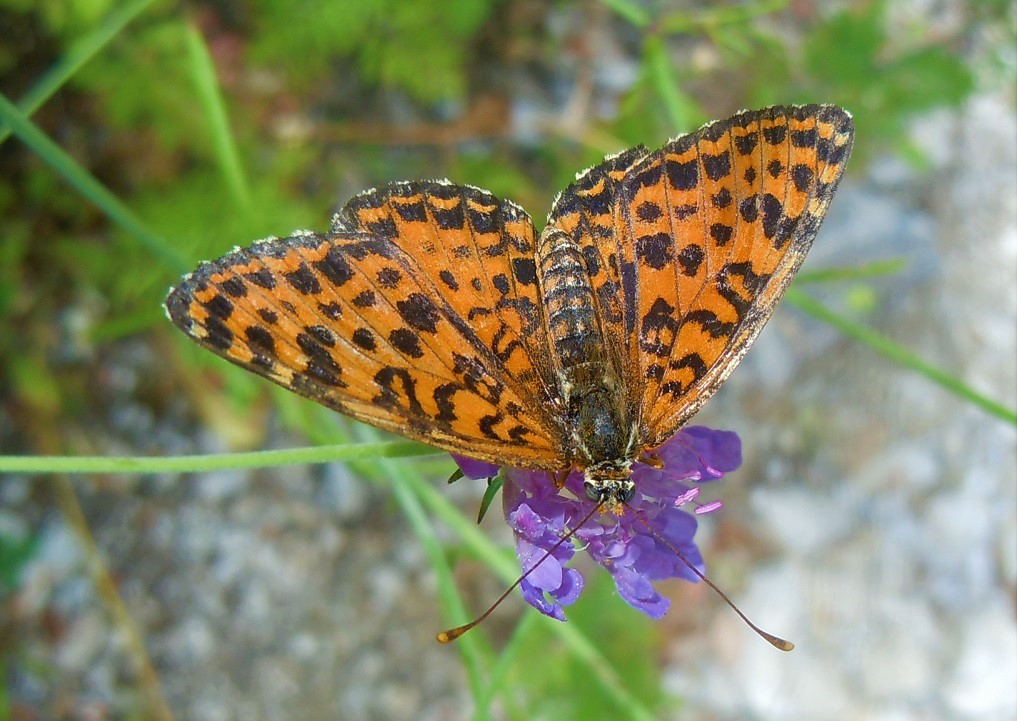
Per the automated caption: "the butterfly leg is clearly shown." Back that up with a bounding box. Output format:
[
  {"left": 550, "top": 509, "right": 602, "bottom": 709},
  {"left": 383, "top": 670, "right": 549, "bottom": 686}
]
[
  {"left": 638, "top": 452, "right": 664, "bottom": 469},
  {"left": 552, "top": 469, "right": 571, "bottom": 489}
]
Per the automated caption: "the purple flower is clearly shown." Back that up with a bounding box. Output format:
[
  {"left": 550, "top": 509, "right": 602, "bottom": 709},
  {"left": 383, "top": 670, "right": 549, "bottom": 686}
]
[{"left": 452, "top": 426, "right": 741, "bottom": 622}]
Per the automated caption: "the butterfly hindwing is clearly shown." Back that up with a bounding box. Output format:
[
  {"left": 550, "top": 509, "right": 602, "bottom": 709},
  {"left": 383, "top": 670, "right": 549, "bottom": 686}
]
[{"left": 337, "top": 181, "right": 558, "bottom": 406}]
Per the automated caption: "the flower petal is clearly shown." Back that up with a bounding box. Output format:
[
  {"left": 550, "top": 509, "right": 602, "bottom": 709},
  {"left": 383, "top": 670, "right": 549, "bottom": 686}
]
[
  {"left": 451, "top": 454, "right": 501, "bottom": 480},
  {"left": 677, "top": 426, "right": 742, "bottom": 477},
  {"left": 520, "top": 579, "right": 567, "bottom": 621},
  {"left": 484, "top": 426, "right": 740, "bottom": 622}
]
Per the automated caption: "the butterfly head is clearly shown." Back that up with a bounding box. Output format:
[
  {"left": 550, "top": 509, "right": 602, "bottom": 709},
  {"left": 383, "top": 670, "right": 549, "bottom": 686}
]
[{"left": 583, "top": 461, "right": 635, "bottom": 513}]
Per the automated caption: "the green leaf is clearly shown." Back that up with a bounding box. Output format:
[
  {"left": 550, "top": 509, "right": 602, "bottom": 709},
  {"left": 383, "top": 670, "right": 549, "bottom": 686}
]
[
  {"left": 0, "top": 0, "right": 157, "bottom": 146},
  {"left": 476, "top": 475, "right": 504, "bottom": 524},
  {"left": 0, "top": 91, "right": 186, "bottom": 271},
  {"left": 248, "top": 0, "right": 495, "bottom": 103},
  {"left": 645, "top": 35, "right": 698, "bottom": 132},
  {"left": 0, "top": 530, "right": 40, "bottom": 591},
  {"left": 600, "top": 0, "right": 651, "bottom": 27}
]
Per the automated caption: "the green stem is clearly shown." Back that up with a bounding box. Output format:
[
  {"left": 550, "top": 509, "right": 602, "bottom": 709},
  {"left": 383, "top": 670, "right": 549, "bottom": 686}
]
[
  {"left": 185, "top": 22, "right": 252, "bottom": 210},
  {"left": 787, "top": 289, "right": 1017, "bottom": 425},
  {"left": 0, "top": 441, "right": 433, "bottom": 474}
]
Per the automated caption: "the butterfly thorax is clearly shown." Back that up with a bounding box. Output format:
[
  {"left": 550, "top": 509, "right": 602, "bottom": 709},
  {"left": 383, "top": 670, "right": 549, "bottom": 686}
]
[{"left": 537, "top": 228, "right": 638, "bottom": 508}]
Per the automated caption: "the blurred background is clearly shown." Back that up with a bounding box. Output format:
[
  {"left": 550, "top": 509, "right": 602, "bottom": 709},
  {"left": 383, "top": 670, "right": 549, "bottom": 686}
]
[{"left": 1, "top": 1, "right": 1014, "bottom": 720}]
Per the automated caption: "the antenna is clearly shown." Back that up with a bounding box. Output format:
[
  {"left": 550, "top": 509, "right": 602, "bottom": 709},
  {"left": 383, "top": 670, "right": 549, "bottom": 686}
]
[
  {"left": 436, "top": 497, "right": 794, "bottom": 652},
  {"left": 436, "top": 502, "right": 603, "bottom": 643},
  {"left": 628, "top": 505, "right": 794, "bottom": 651}
]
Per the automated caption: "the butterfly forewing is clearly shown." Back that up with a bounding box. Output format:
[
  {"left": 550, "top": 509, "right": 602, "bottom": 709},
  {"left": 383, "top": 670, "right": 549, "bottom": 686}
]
[
  {"left": 165, "top": 191, "right": 567, "bottom": 470},
  {"left": 617, "top": 105, "right": 854, "bottom": 445}
]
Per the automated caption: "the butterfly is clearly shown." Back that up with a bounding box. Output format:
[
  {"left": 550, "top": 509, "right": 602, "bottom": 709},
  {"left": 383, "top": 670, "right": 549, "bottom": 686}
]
[{"left": 165, "top": 104, "right": 853, "bottom": 511}]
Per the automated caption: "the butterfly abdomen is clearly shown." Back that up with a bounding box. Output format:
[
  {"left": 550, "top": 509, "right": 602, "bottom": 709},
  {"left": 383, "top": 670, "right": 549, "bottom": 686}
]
[
  {"left": 537, "top": 228, "right": 607, "bottom": 373},
  {"left": 535, "top": 227, "right": 633, "bottom": 470}
]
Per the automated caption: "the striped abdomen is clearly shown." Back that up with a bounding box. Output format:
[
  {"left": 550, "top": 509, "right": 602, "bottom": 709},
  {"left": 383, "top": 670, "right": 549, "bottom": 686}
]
[{"left": 536, "top": 228, "right": 631, "bottom": 468}]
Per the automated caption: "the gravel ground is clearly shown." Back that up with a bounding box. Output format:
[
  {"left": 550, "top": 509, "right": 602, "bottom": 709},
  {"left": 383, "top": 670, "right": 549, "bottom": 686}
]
[{"left": 663, "top": 91, "right": 1017, "bottom": 721}]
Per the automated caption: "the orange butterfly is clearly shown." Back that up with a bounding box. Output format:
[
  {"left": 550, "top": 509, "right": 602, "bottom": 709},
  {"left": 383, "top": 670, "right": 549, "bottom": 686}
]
[{"left": 166, "top": 105, "right": 853, "bottom": 511}]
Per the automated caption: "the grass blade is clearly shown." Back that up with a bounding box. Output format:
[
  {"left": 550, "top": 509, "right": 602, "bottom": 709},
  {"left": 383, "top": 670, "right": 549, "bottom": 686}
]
[
  {"left": 645, "top": 36, "right": 697, "bottom": 131},
  {"left": 184, "top": 22, "right": 252, "bottom": 209},
  {"left": 0, "top": 0, "right": 157, "bottom": 146},
  {"left": 599, "top": 0, "right": 651, "bottom": 27},
  {"left": 787, "top": 289, "right": 1017, "bottom": 425},
  {"left": 795, "top": 258, "right": 909, "bottom": 284},
  {"left": 0, "top": 441, "right": 433, "bottom": 474},
  {"left": 0, "top": 91, "right": 187, "bottom": 272}
]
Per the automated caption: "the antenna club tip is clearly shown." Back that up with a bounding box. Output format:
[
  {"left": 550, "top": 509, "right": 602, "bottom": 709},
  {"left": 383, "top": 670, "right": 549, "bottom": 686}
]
[
  {"left": 436, "top": 625, "right": 470, "bottom": 643},
  {"left": 765, "top": 635, "right": 795, "bottom": 652}
]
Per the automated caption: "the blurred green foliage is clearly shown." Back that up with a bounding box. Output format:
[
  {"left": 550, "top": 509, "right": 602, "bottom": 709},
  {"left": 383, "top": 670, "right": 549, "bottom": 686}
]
[
  {"left": 512, "top": 572, "right": 667, "bottom": 717},
  {"left": 249, "top": 0, "right": 495, "bottom": 101},
  {"left": 800, "top": 1, "right": 975, "bottom": 164},
  {"left": 0, "top": 529, "right": 37, "bottom": 592}
]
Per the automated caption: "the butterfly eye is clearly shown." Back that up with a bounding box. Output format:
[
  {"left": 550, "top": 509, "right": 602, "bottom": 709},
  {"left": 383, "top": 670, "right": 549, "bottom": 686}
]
[
  {"left": 618, "top": 484, "right": 636, "bottom": 504},
  {"left": 583, "top": 481, "right": 603, "bottom": 502}
]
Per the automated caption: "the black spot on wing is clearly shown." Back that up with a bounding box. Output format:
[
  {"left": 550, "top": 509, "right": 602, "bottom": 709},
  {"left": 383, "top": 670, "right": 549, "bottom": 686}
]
[
  {"left": 791, "top": 127, "right": 818, "bottom": 148},
  {"left": 763, "top": 124, "right": 787, "bottom": 145},
  {"left": 394, "top": 200, "right": 427, "bottom": 222},
  {"left": 390, "top": 328, "right": 424, "bottom": 358},
  {"left": 791, "top": 164, "right": 814, "bottom": 192},
  {"left": 667, "top": 159, "right": 699, "bottom": 191},
  {"left": 352, "top": 327, "right": 376, "bottom": 351},
  {"left": 438, "top": 269, "right": 459, "bottom": 291},
  {"left": 396, "top": 293, "right": 440, "bottom": 333},
  {"left": 244, "top": 268, "right": 276, "bottom": 290},
  {"left": 245, "top": 325, "right": 275, "bottom": 353},
  {"left": 739, "top": 195, "right": 759, "bottom": 223},
  {"left": 512, "top": 258, "right": 536, "bottom": 286},
  {"left": 710, "top": 223, "right": 732, "bottom": 246},
  {"left": 318, "top": 302, "right": 342, "bottom": 320},
  {"left": 220, "top": 277, "right": 247, "bottom": 298},
  {"left": 285, "top": 264, "right": 322, "bottom": 295},
  {"left": 352, "top": 290, "right": 376, "bottom": 308},
  {"left": 701, "top": 152, "right": 731, "bottom": 181},
  {"left": 734, "top": 133, "right": 758, "bottom": 156},
  {"left": 760, "top": 193, "right": 783, "bottom": 239},
  {"left": 636, "top": 233, "right": 673, "bottom": 270},
  {"left": 677, "top": 244, "right": 704, "bottom": 276},
  {"left": 636, "top": 201, "right": 663, "bottom": 222},
  {"left": 204, "top": 294, "right": 233, "bottom": 320},
  {"left": 376, "top": 267, "right": 402, "bottom": 289},
  {"left": 313, "top": 248, "right": 355, "bottom": 288}
]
